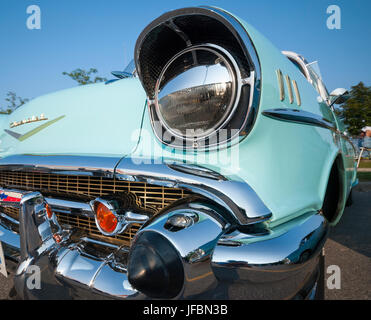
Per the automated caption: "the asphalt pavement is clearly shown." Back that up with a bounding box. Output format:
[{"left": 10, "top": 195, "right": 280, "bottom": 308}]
[
  {"left": 0, "top": 187, "right": 370, "bottom": 300},
  {"left": 324, "top": 184, "right": 371, "bottom": 299}
]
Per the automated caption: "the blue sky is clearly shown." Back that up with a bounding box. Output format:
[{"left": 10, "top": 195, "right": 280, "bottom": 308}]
[{"left": 0, "top": 0, "right": 370, "bottom": 107}]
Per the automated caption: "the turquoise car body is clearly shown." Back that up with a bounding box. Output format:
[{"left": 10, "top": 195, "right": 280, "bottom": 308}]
[
  {"left": 0, "top": 6, "right": 357, "bottom": 300},
  {"left": 0, "top": 78, "right": 146, "bottom": 157},
  {"left": 0, "top": 13, "right": 356, "bottom": 227}
]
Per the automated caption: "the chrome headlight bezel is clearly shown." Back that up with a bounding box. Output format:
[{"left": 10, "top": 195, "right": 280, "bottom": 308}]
[
  {"left": 135, "top": 6, "right": 262, "bottom": 150},
  {"left": 153, "top": 44, "right": 243, "bottom": 142}
]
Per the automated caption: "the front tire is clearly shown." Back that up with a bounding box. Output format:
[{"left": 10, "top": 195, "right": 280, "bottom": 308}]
[{"left": 346, "top": 189, "right": 353, "bottom": 207}]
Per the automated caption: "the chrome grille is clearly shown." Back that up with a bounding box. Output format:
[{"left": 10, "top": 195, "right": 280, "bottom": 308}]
[
  {"left": 0, "top": 170, "right": 191, "bottom": 246},
  {"left": 0, "top": 171, "right": 189, "bottom": 211},
  {"left": 0, "top": 206, "right": 19, "bottom": 221}
]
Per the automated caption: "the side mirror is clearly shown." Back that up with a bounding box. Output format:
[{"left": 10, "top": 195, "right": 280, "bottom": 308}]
[{"left": 329, "top": 88, "right": 350, "bottom": 105}]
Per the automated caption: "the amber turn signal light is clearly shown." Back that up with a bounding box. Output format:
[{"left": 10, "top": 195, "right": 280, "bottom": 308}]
[
  {"left": 53, "top": 234, "right": 62, "bottom": 243},
  {"left": 95, "top": 202, "right": 118, "bottom": 234},
  {"left": 45, "top": 203, "right": 53, "bottom": 219}
]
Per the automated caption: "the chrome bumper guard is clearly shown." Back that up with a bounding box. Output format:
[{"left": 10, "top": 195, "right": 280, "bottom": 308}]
[
  {"left": 7, "top": 190, "right": 328, "bottom": 300},
  {"left": 0, "top": 217, "right": 20, "bottom": 275},
  {"left": 0, "top": 188, "right": 24, "bottom": 275}
]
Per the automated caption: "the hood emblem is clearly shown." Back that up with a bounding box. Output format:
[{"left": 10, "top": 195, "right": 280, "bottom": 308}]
[
  {"left": 10, "top": 114, "right": 48, "bottom": 128},
  {"left": 5, "top": 115, "right": 65, "bottom": 141}
]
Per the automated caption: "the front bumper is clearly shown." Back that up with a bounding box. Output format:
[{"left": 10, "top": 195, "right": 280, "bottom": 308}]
[
  {"left": 0, "top": 155, "right": 329, "bottom": 300},
  {"left": 8, "top": 191, "right": 327, "bottom": 300},
  {"left": 0, "top": 214, "right": 21, "bottom": 275}
]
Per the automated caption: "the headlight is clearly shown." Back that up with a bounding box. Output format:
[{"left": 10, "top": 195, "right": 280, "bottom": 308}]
[
  {"left": 134, "top": 7, "right": 262, "bottom": 149},
  {"left": 155, "top": 45, "right": 239, "bottom": 139}
]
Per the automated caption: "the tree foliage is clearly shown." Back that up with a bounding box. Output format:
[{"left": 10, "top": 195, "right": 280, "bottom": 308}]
[
  {"left": 62, "top": 68, "right": 107, "bottom": 85},
  {"left": 0, "top": 91, "right": 29, "bottom": 114},
  {"left": 336, "top": 82, "right": 371, "bottom": 135}
]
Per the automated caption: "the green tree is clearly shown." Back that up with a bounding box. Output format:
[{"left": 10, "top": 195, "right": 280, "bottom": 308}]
[
  {"left": 0, "top": 91, "right": 29, "bottom": 114},
  {"left": 336, "top": 82, "right": 371, "bottom": 135},
  {"left": 62, "top": 68, "right": 107, "bottom": 85}
]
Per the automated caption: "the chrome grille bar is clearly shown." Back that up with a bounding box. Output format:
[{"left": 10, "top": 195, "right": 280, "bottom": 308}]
[{"left": 0, "top": 171, "right": 189, "bottom": 212}]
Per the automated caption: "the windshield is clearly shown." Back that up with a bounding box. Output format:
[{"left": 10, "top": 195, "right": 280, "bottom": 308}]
[
  {"left": 124, "top": 59, "right": 137, "bottom": 76},
  {"left": 306, "top": 61, "right": 329, "bottom": 102}
]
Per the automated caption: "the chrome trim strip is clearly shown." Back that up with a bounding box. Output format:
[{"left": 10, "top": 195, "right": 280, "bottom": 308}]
[
  {"left": 4, "top": 130, "right": 22, "bottom": 140},
  {"left": 46, "top": 197, "right": 93, "bottom": 216},
  {"left": 263, "top": 108, "right": 357, "bottom": 156},
  {"left": 115, "top": 157, "right": 272, "bottom": 225},
  {"left": 285, "top": 75, "right": 294, "bottom": 104},
  {"left": 282, "top": 51, "right": 311, "bottom": 83},
  {"left": 276, "top": 69, "right": 285, "bottom": 101},
  {"left": 202, "top": 6, "right": 261, "bottom": 82},
  {"left": 168, "top": 163, "right": 227, "bottom": 181},
  {"left": 262, "top": 108, "right": 336, "bottom": 131},
  {"left": 292, "top": 80, "right": 301, "bottom": 106},
  {"left": 80, "top": 237, "right": 121, "bottom": 250},
  {"left": 0, "top": 212, "right": 19, "bottom": 225},
  {"left": 0, "top": 187, "right": 93, "bottom": 216},
  {"left": 0, "top": 154, "right": 119, "bottom": 178},
  {"left": 0, "top": 155, "right": 272, "bottom": 225}
]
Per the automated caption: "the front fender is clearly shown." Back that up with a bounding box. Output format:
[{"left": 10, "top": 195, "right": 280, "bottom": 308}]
[{"left": 0, "top": 78, "right": 146, "bottom": 158}]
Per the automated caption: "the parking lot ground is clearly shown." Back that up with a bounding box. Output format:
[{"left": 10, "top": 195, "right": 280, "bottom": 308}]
[
  {"left": 0, "top": 273, "right": 12, "bottom": 300},
  {"left": 0, "top": 187, "right": 370, "bottom": 300},
  {"left": 325, "top": 185, "right": 371, "bottom": 299}
]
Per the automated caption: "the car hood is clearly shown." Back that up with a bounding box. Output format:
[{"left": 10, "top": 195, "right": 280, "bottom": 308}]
[{"left": 0, "top": 78, "right": 147, "bottom": 158}]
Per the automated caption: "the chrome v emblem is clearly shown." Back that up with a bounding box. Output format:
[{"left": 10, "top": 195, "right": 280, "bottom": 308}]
[{"left": 4, "top": 115, "right": 65, "bottom": 141}]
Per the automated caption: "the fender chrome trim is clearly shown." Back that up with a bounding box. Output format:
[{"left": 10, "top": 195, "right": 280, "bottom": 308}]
[
  {"left": 262, "top": 108, "right": 358, "bottom": 155},
  {"left": 262, "top": 108, "right": 336, "bottom": 130},
  {"left": 0, "top": 155, "right": 272, "bottom": 225},
  {"left": 115, "top": 157, "right": 272, "bottom": 225}
]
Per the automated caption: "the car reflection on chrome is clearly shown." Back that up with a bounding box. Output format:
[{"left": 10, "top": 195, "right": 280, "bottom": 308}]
[{"left": 0, "top": 6, "right": 357, "bottom": 300}]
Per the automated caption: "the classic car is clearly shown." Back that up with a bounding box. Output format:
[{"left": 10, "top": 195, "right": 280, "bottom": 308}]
[{"left": 0, "top": 6, "right": 357, "bottom": 300}]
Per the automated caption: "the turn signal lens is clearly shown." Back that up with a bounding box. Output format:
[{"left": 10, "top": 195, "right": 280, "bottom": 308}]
[
  {"left": 95, "top": 202, "right": 118, "bottom": 233},
  {"left": 53, "top": 234, "right": 62, "bottom": 243},
  {"left": 45, "top": 203, "right": 53, "bottom": 219}
]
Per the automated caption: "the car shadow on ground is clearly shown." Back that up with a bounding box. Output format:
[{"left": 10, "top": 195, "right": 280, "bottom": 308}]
[{"left": 328, "top": 190, "right": 371, "bottom": 258}]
